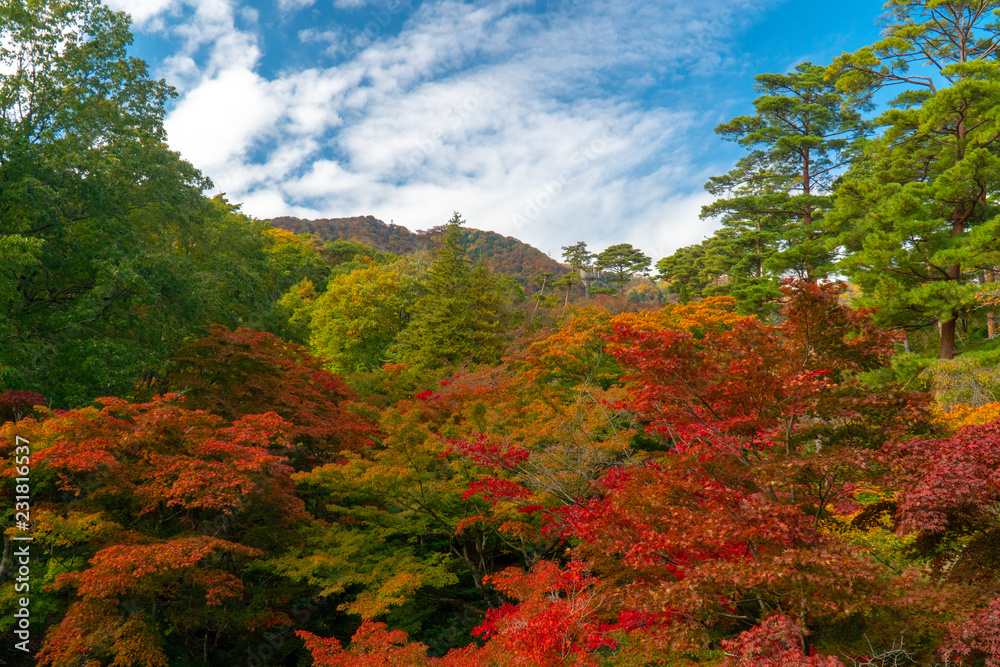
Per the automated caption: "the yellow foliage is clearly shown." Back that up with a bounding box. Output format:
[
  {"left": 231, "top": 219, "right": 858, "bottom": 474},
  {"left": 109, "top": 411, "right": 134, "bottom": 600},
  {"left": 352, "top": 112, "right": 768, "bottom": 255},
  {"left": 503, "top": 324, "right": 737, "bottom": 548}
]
[
  {"left": 933, "top": 402, "right": 1000, "bottom": 430},
  {"left": 345, "top": 571, "right": 424, "bottom": 619},
  {"left": 265, "top": 227, "right": 299, "bottom": 245}
]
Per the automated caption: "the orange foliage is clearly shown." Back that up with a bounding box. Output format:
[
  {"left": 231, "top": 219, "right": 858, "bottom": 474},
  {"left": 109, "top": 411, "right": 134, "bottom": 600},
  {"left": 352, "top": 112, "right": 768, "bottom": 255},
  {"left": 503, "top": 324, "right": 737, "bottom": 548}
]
[
  {"left": 297, "top": 621, "right": 432, "bottom": 667},
  {"left": 1, "top": 395, "right": 308, "bottom": 666},
  {"left": 934, "top": 402, "right": 1000, "bottom": 430}
]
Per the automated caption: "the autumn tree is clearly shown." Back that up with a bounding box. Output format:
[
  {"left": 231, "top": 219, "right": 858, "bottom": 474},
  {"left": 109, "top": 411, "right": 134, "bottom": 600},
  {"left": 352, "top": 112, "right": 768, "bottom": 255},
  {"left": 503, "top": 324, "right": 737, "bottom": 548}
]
[
  {"left": 607, "top": 281, "right": 922, "bottom": 458},
  {"left": 828, "top": 0, "right": 1000, "bottom": 359},
  {"left": 291, "top": 283, "right": 944, "bottom": 665},
  {"left": 285, "top": 302, "right": 754, "bottom": 657},
  {"left": 0, "top": 397, "right": 310, "bottom": 665},
  {"left": 163, "top": 326, "right": 378, "bottom": 468},
  {"left": 282, "top": 374, "right": 562, "bottom": 655},
  {"left": 0, "top": 390, "right": 45, "bottom": 422},
  {"left": 879, "top": 419, "right": 1000, "bottom": 664},
  {"left": 506, "top": 283, "right": 931, "bottom": 661},
  {"left": 297, "top": 621, "right": 436, "bottom": 667}
]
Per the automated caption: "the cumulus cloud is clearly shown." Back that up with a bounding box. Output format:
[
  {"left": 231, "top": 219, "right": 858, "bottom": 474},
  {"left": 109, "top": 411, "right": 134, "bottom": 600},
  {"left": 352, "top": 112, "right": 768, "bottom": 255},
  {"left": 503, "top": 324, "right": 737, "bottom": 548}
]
[{"left": 122, "top": 0, "right": 781, "bottom": 258}]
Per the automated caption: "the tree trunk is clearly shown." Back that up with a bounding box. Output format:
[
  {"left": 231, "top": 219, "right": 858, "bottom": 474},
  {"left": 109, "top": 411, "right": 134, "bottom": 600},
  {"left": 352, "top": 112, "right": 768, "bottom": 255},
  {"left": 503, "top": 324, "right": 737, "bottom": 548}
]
[
  {"left": 802, "top": 143, "right": 816, "bottom": 281},
  {"left": 943, "top": 180, "right": 964, "bottom": 357},
  {"left": 940, "top": 317, "right": 958, "bottom": 359},
  {"left": 989, "top": 268, "right": 997, "bottom": 339},
  {"left": 530, "top": 274, "right": 547, "bottom": 321}
]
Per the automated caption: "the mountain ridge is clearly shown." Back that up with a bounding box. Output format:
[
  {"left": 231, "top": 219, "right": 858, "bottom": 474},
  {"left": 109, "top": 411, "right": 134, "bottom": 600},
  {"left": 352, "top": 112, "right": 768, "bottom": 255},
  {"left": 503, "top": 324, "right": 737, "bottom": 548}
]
[{"left": 267, "top": 215, "right": 568, "bottom": 292}]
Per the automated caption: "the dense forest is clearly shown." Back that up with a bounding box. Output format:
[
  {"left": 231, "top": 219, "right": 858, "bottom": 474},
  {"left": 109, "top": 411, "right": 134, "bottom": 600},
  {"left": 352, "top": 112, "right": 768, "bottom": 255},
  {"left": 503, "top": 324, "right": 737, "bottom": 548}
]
[{"left": 5, "top": 0, "right": 1000, "bottom": 666}]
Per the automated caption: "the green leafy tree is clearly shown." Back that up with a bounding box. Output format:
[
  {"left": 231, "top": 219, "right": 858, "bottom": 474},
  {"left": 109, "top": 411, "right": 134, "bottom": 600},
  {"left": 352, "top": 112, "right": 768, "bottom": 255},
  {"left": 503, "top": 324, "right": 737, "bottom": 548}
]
[
  {"left": 278, "top": 277, "right": 319, "bottom": 343},
  {"left": 0, "top": 0, "right": 286, "bottom": 405},
  {"left": 828, "top": 0, "right": 1000, "bottom": 359},
  {"left": 391, "top": 213, "right": 521, "bottom": 369},
  {"left": 704, "top": 62, "right": 868, "bottom": 279},
  {"left": 594, "top": 243, "right": 651, "bottom": 296},
  {"left": 264, "top": 228, "right": 332, "bottom": 301},
  {"left": 310, "top": 260, "right": 418, "bottom": 373}
]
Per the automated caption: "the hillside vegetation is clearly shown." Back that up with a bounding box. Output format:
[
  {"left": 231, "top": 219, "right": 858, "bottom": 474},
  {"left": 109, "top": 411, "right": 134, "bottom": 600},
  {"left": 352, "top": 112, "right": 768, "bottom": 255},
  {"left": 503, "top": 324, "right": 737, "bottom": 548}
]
[{"left": 269, "top": 215, "right": 568, "bottom": 293}]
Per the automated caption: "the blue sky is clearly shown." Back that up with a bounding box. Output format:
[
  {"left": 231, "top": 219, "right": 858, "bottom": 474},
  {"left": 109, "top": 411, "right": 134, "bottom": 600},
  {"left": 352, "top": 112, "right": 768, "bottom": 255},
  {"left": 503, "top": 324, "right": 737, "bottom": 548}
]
[{"left": 109, "top": 0, "right": 887, "bottom": 259}]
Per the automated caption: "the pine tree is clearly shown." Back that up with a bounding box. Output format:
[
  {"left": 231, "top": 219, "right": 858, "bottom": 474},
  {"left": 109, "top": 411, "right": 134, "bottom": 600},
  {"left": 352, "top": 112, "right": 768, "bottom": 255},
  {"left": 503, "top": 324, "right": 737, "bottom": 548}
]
[
  {"left": 391, "top": 213, "right": 519, "bottom": 368},
  {"left": 561, "top": 241, "right": 595, "bottom": 297},
  {"left": 703, "top": 62, "right": 868, "bottom": 280},
  {"left": 705, "top": 213, "right": 787, "bottom": 316},
  {"left": 655, "top": 242, "right": 713, "bottom": 304},
  {"left": 828, "top": 0, "right": 1000, "bottom": 359},
  {"left": 594, "top": 244, "right": 651, "bottom": 296}
]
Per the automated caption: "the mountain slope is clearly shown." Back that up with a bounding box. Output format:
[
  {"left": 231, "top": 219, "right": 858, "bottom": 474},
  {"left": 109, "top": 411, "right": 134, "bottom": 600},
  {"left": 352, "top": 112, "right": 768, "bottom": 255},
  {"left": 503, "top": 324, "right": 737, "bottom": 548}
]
[{"left": 267, "top": 215, "right": 567, "bottom": 291}]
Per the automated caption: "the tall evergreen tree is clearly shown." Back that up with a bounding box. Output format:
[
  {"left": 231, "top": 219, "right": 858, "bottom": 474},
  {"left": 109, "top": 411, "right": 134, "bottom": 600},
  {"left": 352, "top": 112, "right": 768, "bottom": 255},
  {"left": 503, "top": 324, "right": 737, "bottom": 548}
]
[
  {"left": 828, "top": 0, "right": 1000, "bottom": 359},
  {"left": 655, "top": 242, "right": 714, "bottom": 304},
  {"left": 703, "top": 62, "right": 868, "bottom": 280},
  {"left": 391, "top": 212, "right": 520, "bottom": 368},
  {"left": 705, "top": 213, "right": 788, "bottom": 316}
]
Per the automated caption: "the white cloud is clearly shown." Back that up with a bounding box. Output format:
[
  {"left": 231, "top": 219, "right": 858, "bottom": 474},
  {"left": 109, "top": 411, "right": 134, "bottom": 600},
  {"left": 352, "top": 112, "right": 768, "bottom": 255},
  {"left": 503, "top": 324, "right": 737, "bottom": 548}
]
[
  {"left": 164, "top": 67, "right": 282, "bottom": 170},
  {"left": 105, "top": 0, "right": 177, "bottom": 25},
  {"left": 132, "top": 0, "right": 780, "bottom": 259}
]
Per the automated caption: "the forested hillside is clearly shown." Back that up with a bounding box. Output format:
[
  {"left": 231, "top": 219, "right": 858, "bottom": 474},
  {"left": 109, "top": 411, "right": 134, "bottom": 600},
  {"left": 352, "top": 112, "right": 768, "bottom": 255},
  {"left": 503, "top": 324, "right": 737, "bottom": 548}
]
[
  {"left": 271, "top": 216, "right": 423, "bottom": 255},
  {"left": 269, "top": 215, "right": 568, "bottom": 292},
  {"left": 5, "top": 0, "right": 1000, "bottom": 666}
]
